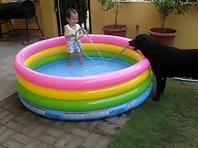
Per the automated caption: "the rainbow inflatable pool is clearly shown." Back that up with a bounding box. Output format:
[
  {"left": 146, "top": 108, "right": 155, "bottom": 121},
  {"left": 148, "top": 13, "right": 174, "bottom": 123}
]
[{"left": 13, "top": 34, "right": 152, "bottom": 120}]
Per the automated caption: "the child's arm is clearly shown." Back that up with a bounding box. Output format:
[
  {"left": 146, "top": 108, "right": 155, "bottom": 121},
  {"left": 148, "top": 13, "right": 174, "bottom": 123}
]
[{"left": 64, "top": 26, "right": 75, "bottom": 39}]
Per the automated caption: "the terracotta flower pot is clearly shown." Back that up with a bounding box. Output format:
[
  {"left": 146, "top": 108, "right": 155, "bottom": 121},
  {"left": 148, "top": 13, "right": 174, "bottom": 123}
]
[
  {"left": 103, "top": 25, "right": 128, "bottom": 37},
  {"left": 148, "top": 28, "right": 176, "bottom": 46}
]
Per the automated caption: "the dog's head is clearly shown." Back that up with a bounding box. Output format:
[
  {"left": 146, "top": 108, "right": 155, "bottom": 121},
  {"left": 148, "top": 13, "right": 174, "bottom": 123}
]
[{"left": 129, "top": 34, "right": 156, "bottom": 52}]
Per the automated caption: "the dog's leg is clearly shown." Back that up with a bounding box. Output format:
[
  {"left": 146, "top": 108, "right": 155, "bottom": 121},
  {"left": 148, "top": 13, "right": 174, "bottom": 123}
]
[
  {"left": 152, "top": 76, "right": 164, "bottom": 101},
  {"left": 160, "top": 77, "right": 166, "bottom": 94}
]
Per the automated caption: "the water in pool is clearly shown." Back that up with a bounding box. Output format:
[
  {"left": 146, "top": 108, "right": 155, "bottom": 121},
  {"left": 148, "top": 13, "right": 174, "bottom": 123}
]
[{"left": 35, "top": 57, "right": 131, "bottom": 77}]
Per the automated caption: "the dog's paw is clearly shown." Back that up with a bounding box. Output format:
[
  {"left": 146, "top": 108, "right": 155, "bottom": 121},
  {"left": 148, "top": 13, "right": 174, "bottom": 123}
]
[{"left": 152, "top": 97, "right": 160, "bottom": 102}]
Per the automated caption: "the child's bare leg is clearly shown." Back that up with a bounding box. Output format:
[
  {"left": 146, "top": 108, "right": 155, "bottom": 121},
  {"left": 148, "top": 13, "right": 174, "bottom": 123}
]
[
  {"left": 77, "top": 52, "right": 83, "bottom": 65},
  {"left": 68, "top": 53, "right": 74, "bottom": 65}
]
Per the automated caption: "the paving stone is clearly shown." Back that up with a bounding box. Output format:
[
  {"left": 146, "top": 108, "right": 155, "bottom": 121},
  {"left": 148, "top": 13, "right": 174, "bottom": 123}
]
[
  {"left": 8, "top": 104, "right": 25, "bottom": 114},
  {"left": 23, "top": 139, "right": 42, "bottom": 148},
  {"left": 5, "top": 120, "right": 25, "bottom": 132},
  {"left": 1, "top": 139, "right": 24, "bottom": 148},
  {"left": 54, "top": 121, "right": 66, "bottom": 128},
  {"left": 45, "top": 127, "right": 65, "bottom": 138},
  {"left": 12, "top": 133, "right": 32, "bottom": 144},
  {"left": 37, "top": 117, "right": 56, "bottom": 125},
  {"left": 97, "top": 127, "right": 119, "bottom": 138},
  {"left": 0, "top": 113, "right": 16, "bottom": 124},
  {"left": 23, "top": 112, "right": 41, "bottom": 121},
  {"left": 28, "top": 125, "right": 47, "bottom": 138},
  {"left": 53, "top": 133, "right": 73, "bottom": 148},
  {"left": 39, "top": 133, "right": 57, "bottom": 145},
  {"left": 15, "top": 116, "right": 31, "bottom": 126},
  {"left": 0, "top": 110, "right": 9, "bottom": 119},
  {"left": 25, "top": 141, "right": 54, "bottom": 148},
  {"left": 83, "top": 133, "right": 101, "bottom": 148},
  {"left": 0, "top": 96, "right": 13, "bottom": 107},
  {"left": 71, "top": 128, "right": 91, "bottom": 138},
  {"left": 104, "top": 116, "right": 119, "bottom": 123},
  {"left": 78, "top": 120, "right": 101, "bottom": 132},
  {"left": 78, "top": 121, "right": 100, "bottom": 132},
  {"left": 0, "top": 125, "right": 8, "bottom": 134},
  {"left": 24, "top": 139, "right": 55, "bottom": 148},
  {"left": 36, "top": 143, "right": 55, "bottom": 148},
  {"left": 0, "top": 99, "right": 17, "bottom": 110},
  {"left": 0, "top": 129, "right": 16, "bottom": 143},
  {"left": 20, "top": 122, "right": 40, "bottom": 135},
  {"left": 22, "top": 110, "right": 33, "bottom": 117},
  {"left": 96, "top": 122, "right": 121, "bottom": 137},
  {"left": 65, "top": 135, "right": 84, "bottom": 148},
  {"left": 61, "top": 122, "right": 78, "bottom": 132},
  {"left": 30, "top": 114, "right": 44, "bottom": 121},
  {"left": 0, "top": 145, "right": 6, "bottom": 148}
]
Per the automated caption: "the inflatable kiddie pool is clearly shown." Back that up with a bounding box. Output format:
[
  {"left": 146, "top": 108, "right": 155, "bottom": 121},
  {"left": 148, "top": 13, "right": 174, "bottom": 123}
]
[{"left": 13, "top": 34, "right": 152, "bottom": 120}]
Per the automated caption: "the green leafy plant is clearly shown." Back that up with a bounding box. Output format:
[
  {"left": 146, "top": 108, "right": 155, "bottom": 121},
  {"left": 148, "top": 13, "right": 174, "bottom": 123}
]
[
  {"left": 98, "top": 0, "right": 122, "bottom": 27},
  {"left": 151, "top": 0, "right": 192, "bottom": 28}
]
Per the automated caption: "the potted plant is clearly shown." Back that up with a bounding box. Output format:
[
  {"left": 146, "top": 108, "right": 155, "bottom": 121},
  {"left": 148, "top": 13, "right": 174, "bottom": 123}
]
[
  {"left": 98, "top": 0, "right": 128, "bottom": 37},
  {"left": 149, "top": 0, "right": 192, "bottom": 46}
]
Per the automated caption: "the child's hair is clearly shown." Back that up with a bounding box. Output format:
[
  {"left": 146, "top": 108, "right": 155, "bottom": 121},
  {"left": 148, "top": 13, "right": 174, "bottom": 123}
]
[{"left": 66, "top": 8, "right": 78, "bottom": 19}]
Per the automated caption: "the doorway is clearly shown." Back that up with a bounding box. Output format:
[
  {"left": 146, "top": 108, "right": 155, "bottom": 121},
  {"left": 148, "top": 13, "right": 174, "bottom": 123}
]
[{"left": 55, "top": 0, "right": 91, "bottom": 36}]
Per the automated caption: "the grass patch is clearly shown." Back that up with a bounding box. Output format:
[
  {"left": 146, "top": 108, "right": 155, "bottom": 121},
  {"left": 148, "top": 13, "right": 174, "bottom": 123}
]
[{"left": 108, "top": 79, "right": 198, "bottom": 148}]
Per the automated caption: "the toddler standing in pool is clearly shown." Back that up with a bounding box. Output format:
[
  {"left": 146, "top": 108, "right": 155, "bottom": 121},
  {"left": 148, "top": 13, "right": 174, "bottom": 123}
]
[{"left": 64, "top": 8, "right": 84, "bottom": 65}]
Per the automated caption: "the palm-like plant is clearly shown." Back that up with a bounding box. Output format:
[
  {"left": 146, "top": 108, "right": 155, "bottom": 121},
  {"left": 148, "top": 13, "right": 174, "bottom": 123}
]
[
  {"left": 152, "top": 0, "right": 192, "bottom": 28},
  {"left": 98, "top": 0, "right": 121, "bottom": 27}
]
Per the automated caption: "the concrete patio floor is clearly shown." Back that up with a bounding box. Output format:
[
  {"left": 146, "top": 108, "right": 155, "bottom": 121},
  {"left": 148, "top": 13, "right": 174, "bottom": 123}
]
[
  {"left": 0, "top": 36, "right": 25, "bottom": 102},
  {"left": 0, "top": 35, "right": 133, "bottom": 148}
]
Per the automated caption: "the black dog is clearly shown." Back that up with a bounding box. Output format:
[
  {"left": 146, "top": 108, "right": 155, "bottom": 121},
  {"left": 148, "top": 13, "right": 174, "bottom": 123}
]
[{"left": 129, "top": 34, "right": 198, "bottom": 101}]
